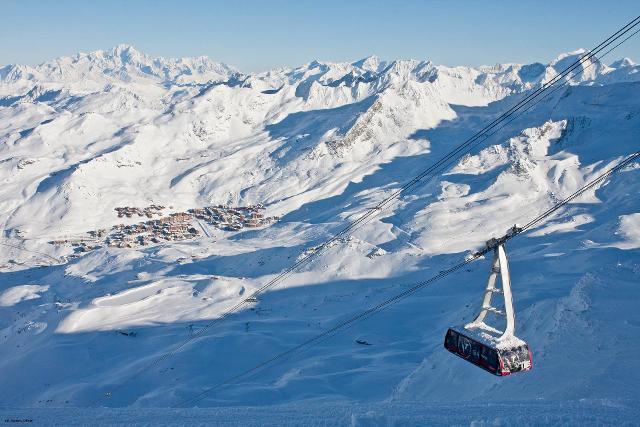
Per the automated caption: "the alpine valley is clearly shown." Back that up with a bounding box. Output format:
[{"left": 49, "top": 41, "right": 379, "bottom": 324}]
[{"left": 1, "top": 45, "right": 639, "bottom": 425}]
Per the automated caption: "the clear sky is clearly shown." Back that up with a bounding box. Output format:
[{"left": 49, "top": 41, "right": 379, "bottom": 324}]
[{"left": 2, "top": 0, "right": 639, "bottom": 72}]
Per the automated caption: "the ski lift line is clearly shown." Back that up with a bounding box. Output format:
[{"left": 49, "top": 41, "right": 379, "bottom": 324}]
[
  {"left": 271, "top": 17, "right": 640, "bottom": 294},
  {"left": 88, "top": 18, "right": 640, "bottom": 406},
  {"left": 178, "top": 151, "right": 640, "bottom": 408},
  {"left": 178, "top": 257, "right": 479, "bottom": 408},
  {"left": 0, "top": 241, "right": 60, "bottom": 264},
  {"left": 108, "top": 20, "right": 639, "bottom": 396},
  {"left": 228, "top": 15, "right": 640, "bottom": 308},
  {"left": 520, "top": 151, "right": 640, "bottom": 234},
  {"left": 244, "top": 15, "right": 640, "bottom": 285},
  {"left": 608, "top": 27, "right": 640, "bottom": 56},
  {"left": 303, "top": 28, "right": 640, "bottom": 256},
  {"left": 369, "top": 15, "right": 640, "bottom": 192}
]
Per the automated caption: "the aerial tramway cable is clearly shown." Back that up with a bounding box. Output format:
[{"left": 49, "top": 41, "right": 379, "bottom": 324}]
[
  {"left": 178, "top": 150, "right": 640, "bottom": 407},
  {"left": 339, "top": 21, "right": 640, "bottom": 235},
  {"left": 89, "top": 16, "right": 640, "bottom": 405}
]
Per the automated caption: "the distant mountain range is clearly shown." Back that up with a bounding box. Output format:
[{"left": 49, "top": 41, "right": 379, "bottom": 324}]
[{"left": 0, "top": 45, "right": 638, "bottom": 410}]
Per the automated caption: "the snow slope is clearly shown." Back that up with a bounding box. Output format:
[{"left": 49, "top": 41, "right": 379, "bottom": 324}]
[{"left": 0, "top": 46, "right": 639, "bottom": 424}]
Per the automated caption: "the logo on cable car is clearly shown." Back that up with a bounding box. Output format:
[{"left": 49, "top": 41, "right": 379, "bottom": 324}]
[{"left": 458, "top": 336, "right": 472, "bottom": 358}]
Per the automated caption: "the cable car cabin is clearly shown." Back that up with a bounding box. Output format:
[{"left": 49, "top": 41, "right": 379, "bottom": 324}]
[
  {"left": 444, "top": 327, "right": 532, "bottom": 376},
  {"left": 443, "top": 227, "right": 533, "bottom": 376}
]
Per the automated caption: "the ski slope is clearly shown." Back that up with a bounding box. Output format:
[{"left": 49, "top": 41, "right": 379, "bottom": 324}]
[{"left": 1, "top": 45, "right": 639, "bottom": 424}]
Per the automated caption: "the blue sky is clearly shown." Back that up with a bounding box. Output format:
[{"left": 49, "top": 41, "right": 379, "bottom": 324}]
[{"left": 2, "top": 0, "right": 639, "bottom": 72}]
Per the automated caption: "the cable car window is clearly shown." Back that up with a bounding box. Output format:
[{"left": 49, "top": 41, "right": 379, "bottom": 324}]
[
  {"left": 470, "top": 341, "right": 481, "bottom": 363},
  {"left": 481, "top": 346, "right": 499, "bottom": 372}
]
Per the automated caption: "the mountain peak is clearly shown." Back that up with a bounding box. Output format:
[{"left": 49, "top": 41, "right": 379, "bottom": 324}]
[
  {"left": 610, "top": 57, "right": 635, "bottom": 68},
  {"left": 548, "top": 48, "right": 607, "bottom": 81},
  {"left": 307, "top": 60, "right": 323, "bottom": 69},
  {"left": 107, "top": 44, "right": 145, "bottom": 64},
  {"left": 0, "top": 45, "right": 237, "bottom": 85},
  {"left": 111, "top": 43, "right": 140, "bottom": 54},
  {"left": 353, "top": 55, "right": 383, "bottom": 71},
  {"left": 549, "top": 48, "right": 591, "bottom": 66}
]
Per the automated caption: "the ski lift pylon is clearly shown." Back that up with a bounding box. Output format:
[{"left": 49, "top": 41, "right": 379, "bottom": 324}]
[{"left": 444, "top": 226, "right": 533, "bottom": 376}]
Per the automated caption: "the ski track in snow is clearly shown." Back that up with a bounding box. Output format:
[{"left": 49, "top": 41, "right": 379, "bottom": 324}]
[{"left": 0, "top": 45, "right": 639, "bottom": 423}]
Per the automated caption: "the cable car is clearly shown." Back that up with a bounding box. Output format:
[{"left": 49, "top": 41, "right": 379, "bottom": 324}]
[{"left": 444, "top": 227, "right": 533, "bottom": 376}]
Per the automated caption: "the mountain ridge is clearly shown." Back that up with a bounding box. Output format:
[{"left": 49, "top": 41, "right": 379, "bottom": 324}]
[
  {"left": 2, "top": 44, "right": 635, "bottom": 92},
  {"left": 0, "top": 44, "right": 638, "bottom": 411}
]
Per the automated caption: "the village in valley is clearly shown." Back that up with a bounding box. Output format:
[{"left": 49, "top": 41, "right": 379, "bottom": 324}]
[{"left": 49, "top": 204, "right": 279, "bottom": 254}]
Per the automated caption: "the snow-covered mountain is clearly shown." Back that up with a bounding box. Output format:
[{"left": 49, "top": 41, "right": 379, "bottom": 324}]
[
  {"left": 0, "top": 44, "right": 238, "bottom": 90},
  {"left": 0, "top": 45, "right": 639, "bottom": 421}
]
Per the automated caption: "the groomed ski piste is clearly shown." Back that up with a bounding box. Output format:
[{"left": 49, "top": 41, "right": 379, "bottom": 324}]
[{"left": 1, "top": 34, "right": 640, "bottom": 425}]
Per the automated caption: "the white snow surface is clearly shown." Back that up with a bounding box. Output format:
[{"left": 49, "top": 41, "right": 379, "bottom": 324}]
[
  {"left": 0, "top": 284, "right": 49, "bottom": 307},
  {"left": 1, "top": 46, "right": 639, "bottom": 424},
  {"left": 612, "top": 213, "right": 640, "bottom": 249}
]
